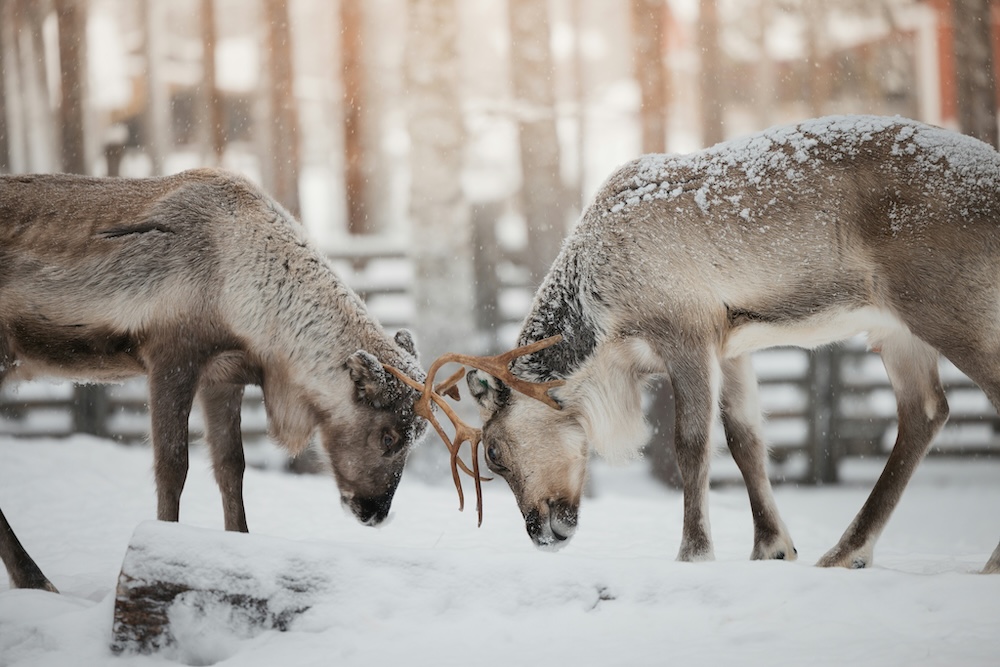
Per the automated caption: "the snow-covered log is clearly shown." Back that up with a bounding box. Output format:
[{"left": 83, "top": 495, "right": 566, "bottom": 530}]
[{"left": 111, "top": 521, "right": 334, "bottom": 655}]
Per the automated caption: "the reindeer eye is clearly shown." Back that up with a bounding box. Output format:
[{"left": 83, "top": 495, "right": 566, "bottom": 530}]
[
  {"left": 486, "top": 443, "right": 505, "bottom": 470},
  {"left": 381, "top": 431, "right": 400, "bottom": 454}
]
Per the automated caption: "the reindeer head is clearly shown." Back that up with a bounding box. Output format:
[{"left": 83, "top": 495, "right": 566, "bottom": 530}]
[
  {"left": 470, "top": 372, "right": 586, "bottom": 550},
  {"left": 385, "top": 336, "right": 584, "bottom": 550},
  {"left": 262, "top": 329, "right": 428, "bottom": 527}
]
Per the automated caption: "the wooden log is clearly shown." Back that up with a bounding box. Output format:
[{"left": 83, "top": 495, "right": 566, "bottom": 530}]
[{"left": 111, "top": 521, "right": 334, "bottom": 655}]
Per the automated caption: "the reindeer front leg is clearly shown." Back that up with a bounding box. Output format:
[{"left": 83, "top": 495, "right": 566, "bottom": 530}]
[
  {"left": 147, "top": 356, "right": 202, "bottom": 524},
  {"left": 720, "top": 355, "right": 797, "bottom": 560},
  {"left": 200, "top": 383, "right": 248, "bottom": 532},
  {"left": 669, "top": 350, "right": 721, "bottom": 562}
]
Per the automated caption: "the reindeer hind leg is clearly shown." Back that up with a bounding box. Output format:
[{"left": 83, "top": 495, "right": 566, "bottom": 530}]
[
  {"left": 0, "top": 338, "right": 57, "bottom": 591},
  {"left": 0, "top": 506, "right": 57, "bottom": 592},
  {"left": 924, "top": 343, "right": 1000, "bottom": 574},
  {"left": 818, "top": 331, "right": 948, "bottom": 569}
]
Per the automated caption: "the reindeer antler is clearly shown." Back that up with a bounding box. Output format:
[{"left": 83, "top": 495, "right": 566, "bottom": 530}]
[{"left": 383, "top": 334, "right": 564, "bottom": 526}]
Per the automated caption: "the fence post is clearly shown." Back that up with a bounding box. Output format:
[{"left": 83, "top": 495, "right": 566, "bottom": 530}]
[
  {"left": 471, "top": 202, "right": 502, "bottom": 353},
  {"left": 646, "top": 378, "right": 682, "bottom": 488},
  {"left": 806, "top": 347, "right": 840, "bottom": 484},
  {"left": 73, "top": 384, "right": 109, "bottom": 438}
]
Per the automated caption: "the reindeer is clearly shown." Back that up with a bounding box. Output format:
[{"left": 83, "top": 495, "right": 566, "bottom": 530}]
[
  {"left": 433, "top": 115, "right": 1000, "bottom": 573},
  {"left": 0, "top": 168, "right": 428, "bottom": 592}
]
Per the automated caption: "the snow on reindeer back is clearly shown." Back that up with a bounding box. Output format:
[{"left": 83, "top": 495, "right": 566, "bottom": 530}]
[{"left": 599, "top": 115, "right": 1000, "bottom": 225}]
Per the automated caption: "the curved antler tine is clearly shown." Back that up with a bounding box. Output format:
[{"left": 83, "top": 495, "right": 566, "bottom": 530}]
[
  {"left": 434, "top": 367, "right": 465, "bottom": 401},
  {"left": 470, "top": 431, "right": 486, "bottom": 526},
  {"left": 382, "top": 364, "right": 426, "bottom": 394},
  {"left": 495, "top": 334, "right": 565, "bottom": 364}
]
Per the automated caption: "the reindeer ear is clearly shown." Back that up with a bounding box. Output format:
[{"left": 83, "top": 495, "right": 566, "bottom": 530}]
[
  {"left": 346, "top": 350, "right": 388, "bottom": 402},
  {"left": 394, "top": 329, "right": 418, "bottom": 358},
  {"left": 466, "top": 369, "right": 511, "bottom": 418}
]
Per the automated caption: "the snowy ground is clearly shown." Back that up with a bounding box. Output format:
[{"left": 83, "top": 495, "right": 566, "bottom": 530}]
[{"left": 0, "top": 435, "right": 998, "bottom": 667}]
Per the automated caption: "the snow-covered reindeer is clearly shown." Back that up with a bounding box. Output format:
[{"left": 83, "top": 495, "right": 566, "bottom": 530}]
[
  {"left": 438, "top": 116, "right": 1000, "bottom": 573},
  {"left": 0, "top": 168, "right": 428, "bottom": 591}
]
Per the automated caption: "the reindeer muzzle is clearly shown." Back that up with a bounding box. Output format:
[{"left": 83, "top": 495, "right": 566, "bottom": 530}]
[
  {"left": 525, "top": 498, "right": 578, "bottom": 551},
  {"left": 341, "top": 492, "right": 393, "bottom": 527}
]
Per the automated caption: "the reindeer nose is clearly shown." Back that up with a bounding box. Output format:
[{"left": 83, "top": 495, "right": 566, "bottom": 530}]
[
  {"left": 342, "top": 493, "right": 392, "bottom": 526},
  {"left": 548, "top": 499, "right": 578, "bottom": 541},
  {"left": 525, "top": 499, "right": 578, "bottom": 550}
]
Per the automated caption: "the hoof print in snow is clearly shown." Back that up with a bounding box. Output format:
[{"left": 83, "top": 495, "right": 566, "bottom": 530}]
[{"left": 589, "top": 585, "right": 616, "bottom": 611}]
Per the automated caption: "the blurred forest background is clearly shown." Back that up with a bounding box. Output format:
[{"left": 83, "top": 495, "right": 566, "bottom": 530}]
[{"left": 2, "top": 0, "right": 999, "bottom": 485}]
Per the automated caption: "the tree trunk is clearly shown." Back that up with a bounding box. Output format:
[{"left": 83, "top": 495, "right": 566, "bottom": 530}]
[
  {"left": 631, "top": 0, "right": 668, "bottom": 154},
  {"left": 630, "top": 1, "right": 679, "bottom": 488},
  {"left": 112, "top": 522, "right": 330, "bottom": 655},
  {"left": 54, "top": 0, "right": 87, "bottom": 175},
  {"left": 264, "top": 0, "right": 301, "bottom": 217},
  {"left": 405, "top": 0, "right": 475, "bottom": 363},
  {"left": 698, "top": 0, "right": 723, "bottom": 146},
  {"left": 200, "top": 0, "right": 225, "bottom": 164},
  {"left": 508, "top": 0, "right": 565, "bottom": 284},
  {"left": 341, "top": 0, "right": 374, "bottom": 235},
  {"left": 55, "top": 0, "right": 106, "bottom": 435},
  {"left": 569, "top": 0, "right": 586, "bottom": 210},
  {"left": 754, "top": 0, "right": 775, "bottom": 131},
  {"left": 142, "top": 0, "right": 170, "bottom": 175},
  {"left": 803, "top": 1, "right": 829, "bottom": 118},
  {"left": 14, "top": 0, "right": 58, "bottom": 172},
  {"left": 0, "top": 0, "right": 10, "bottom": 173},
  {"left": 952, "top": 0, "right": 999, "bottom": 148}
]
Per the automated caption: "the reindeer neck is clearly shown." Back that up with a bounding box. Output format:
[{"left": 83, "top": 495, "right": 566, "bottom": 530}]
[
  {"left": 513, "top": 242, "right": 602, "bottom": 382},
  {"left": 222, "top": 208, "right": 400, "bottom": 380}
]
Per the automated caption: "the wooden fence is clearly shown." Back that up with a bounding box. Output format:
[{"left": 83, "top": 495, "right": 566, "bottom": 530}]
[{"left": 3, "top": 235, "right": 1000, "bottom": 483}]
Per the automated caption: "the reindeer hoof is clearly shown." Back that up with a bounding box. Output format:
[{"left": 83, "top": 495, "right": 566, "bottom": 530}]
[
  {"left": 751, "top": 535, "right": 797, "bottom": 562},
  {"left": 817, "top": 545, "right": 872, "bottom": 570},
  {"left": 676, "top": 538, "right": 715, "bottom": 562}
]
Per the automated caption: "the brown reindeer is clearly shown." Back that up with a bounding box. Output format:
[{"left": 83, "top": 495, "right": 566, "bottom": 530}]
[
  {"left": 0, "top": 168, "right": 428, "bottom": 591},
  {"left": 446, "top": 116, "right": 1000, "bottom": 573}
]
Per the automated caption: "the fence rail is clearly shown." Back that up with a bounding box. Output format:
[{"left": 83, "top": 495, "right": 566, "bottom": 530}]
[{"left": 3, "top": 238, "right": 1000, "bottom": 483}]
